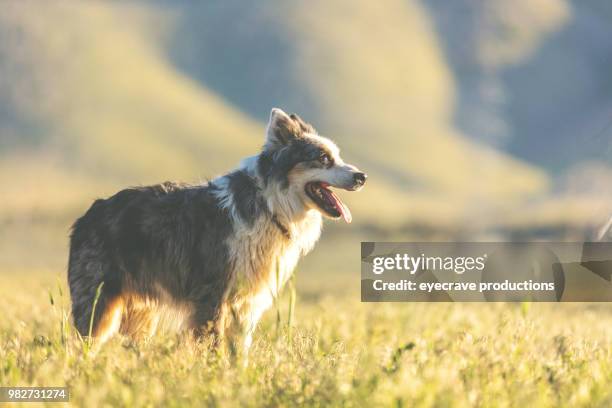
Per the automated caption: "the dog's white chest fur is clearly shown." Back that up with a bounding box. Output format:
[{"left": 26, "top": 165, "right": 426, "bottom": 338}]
[{"left": 224, "top": 209, "right": 322, "bottom": 342}]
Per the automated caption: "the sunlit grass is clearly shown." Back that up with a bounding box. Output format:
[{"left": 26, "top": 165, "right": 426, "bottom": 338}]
[{"left": 0, "top": 272, "right": 611, "bottom": 406}]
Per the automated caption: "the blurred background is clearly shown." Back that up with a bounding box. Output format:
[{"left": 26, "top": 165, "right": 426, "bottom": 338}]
[{"left": 1, "top": 0, "right": 611, "bottom": 294}]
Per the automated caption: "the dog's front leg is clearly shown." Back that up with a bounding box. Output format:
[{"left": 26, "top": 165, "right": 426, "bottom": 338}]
[
  {"left": 223, "top": 299, "right": 268, "bottom": 364},
  {"left": 189, "top": 297, "right": 231, "bottom": 350},
  {"left": 241, "top": 292, "right": 273, "bottom": 355}
]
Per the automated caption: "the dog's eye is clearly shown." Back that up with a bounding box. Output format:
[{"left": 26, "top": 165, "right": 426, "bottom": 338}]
[{"left": 318, "top": 153, "right": 331, "bottom": 166}]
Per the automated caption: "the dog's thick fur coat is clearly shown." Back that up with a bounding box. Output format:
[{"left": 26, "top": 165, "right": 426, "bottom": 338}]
[{"left": 68, "top": 108, "right": 365, "bottom": 350}]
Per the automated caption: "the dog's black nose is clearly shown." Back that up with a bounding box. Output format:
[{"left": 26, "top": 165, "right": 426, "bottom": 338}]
[{"left": 354, "top": 172, "right": 367, "bottom": 186}]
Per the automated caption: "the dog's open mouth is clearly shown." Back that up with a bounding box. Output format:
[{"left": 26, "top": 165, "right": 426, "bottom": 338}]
[{"left": 305, "top": 182, "right": 352, "bottom": 223}]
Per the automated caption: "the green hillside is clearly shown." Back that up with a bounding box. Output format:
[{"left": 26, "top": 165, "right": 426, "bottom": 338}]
[
  {"left": 0, "top": 2, "right": 261, "bottom": 218},
  {"left": 280, "top": 0, "right": 548, "bottom": 225},
  {"left": 167, "top": 1, "right": 552, "bottom": 226},
  {"left": 0, "top": 0, "right": 554, "bottom": 231}
]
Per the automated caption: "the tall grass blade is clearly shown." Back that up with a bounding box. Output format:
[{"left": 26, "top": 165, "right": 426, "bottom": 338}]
[
  {"left": 287, "top": 274, "right": 296, "bottom": 340},
  {"left": 274, "top": 261, "right": 281, "bottom": 336},
  {"left": 86, "top": 282, "right": 104, "bottom": 351}
]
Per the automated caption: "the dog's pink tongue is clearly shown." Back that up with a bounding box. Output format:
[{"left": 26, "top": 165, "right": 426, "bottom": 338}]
[{"left": 326, "top": 188, "right": 352, "bottom": 223}]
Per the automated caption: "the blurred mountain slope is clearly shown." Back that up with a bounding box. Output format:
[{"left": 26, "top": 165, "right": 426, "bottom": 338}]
[
  {"left": 167, "top": 0, "right": 548, "bottom": 226},
  {"left": 2, "top": 0, "right": 611, "bottom": 271},
  {"left": 424, "top": 0, "right": 612, "bottom": 172},
  {"left": 0, "top": 1, "right": 262, "bottom": 206},
  {"left": 0, "top": 0, "right": 550, "bottom": 228}
]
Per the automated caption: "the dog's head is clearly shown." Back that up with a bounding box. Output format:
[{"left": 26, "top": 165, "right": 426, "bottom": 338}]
[{"left": 258, "top": 108, "right": 366, "bottom": 223}]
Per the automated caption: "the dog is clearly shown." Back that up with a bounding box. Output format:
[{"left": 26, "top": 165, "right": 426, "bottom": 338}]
[{"left": 68, "top": 108, "right": 366, "bottom": 351}]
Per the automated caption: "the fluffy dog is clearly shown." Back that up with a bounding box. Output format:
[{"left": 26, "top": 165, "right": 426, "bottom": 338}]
[{"left": 68, "top": 108, "right": 366, "bottom": 351}]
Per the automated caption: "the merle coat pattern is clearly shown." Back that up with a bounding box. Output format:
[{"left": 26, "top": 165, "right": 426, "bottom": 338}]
[{"left": 68, "top": 108, "right": 366, "bottom": 350}]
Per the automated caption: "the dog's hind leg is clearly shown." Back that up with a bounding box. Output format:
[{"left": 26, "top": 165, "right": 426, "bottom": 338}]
[
  {"left": 92, "top": 296, "right": 124, "bottom": 344},
  {"left": 70, "top": 286, "right": 124, "bottom": 345},
  {"left": 120, "top": 296, "right": 159, "bottom": 340}
]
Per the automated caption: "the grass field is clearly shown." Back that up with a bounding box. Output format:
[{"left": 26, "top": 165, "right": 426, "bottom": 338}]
[
  {"left": 1, "top": 2, "right": 611, "bottom": 406},
  {"left": 1, "top": 265, "right": 611, "bottom": 407}
]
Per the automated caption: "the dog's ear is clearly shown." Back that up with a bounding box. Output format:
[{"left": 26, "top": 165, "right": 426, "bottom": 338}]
[
  {"left": 265, "top": 108, "right": 301, "bottom": 149},
  {"left": 289, "top": 113, "right": 317, "bottom": 134}
]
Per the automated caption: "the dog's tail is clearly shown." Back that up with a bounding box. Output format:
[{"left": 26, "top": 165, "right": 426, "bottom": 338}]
[{"left": 68, "top": 201, "right": 123, "bottom": 342}]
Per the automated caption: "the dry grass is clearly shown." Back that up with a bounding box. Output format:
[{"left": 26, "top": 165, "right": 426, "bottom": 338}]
[
  {"left": 0, "top": 270, "right": 611, "bottom": 407},
  {"left": 1, "top": 2, "right": 611, "bottom": 405}
]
